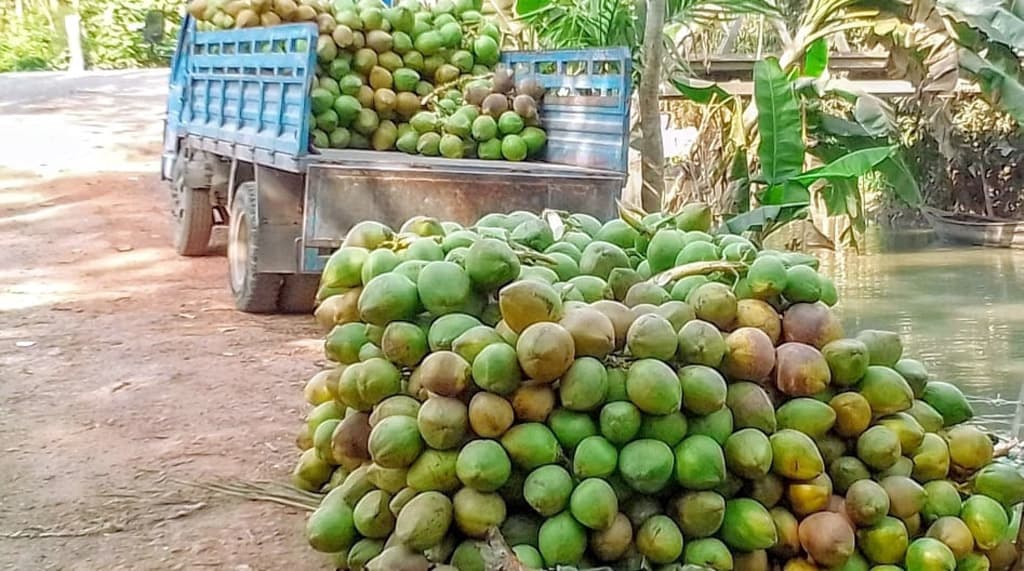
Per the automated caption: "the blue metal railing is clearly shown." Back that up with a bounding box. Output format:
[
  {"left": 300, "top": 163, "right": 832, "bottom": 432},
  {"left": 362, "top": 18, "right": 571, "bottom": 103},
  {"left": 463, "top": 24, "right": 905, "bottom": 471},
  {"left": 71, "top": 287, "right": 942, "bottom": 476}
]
[
  {"left": 168, "top": 18, "right": 318, "bottom": 159},
  {"left": 503, "top": 47, "right": 632, "bottom": 173}
]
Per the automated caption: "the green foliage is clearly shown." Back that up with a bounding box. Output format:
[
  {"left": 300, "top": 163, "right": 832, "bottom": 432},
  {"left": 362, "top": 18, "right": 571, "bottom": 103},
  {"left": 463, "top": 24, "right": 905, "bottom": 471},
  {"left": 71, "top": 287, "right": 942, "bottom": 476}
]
[
  {"left": 893, "top": 95, "right": 1024, "bottom": 219},
  {"left": 723, "top": 203, "right": 808, "bottom": 235},
  {"left": 679, "top": 57, "right": 914, "bottom": 241},
  {"left": 958, "top": 45, "right": 1024, "bottom": 125},
  {"left": 0, "top": 10, "right": 64, "bottom": 71},
  {"left": 938, "top": 0, "right": 1024, "bottom": 49},
  {"left": 0, "top": 0, "right": 181, "bottom": 72},
  {"left": 803, "top": 38, "right": 828, "bottom": 77},
  {"left": 515, "top": 0, "right": 639, "bottom": 52},
  {"left": 516, "top": 0, "right": 778, "bottom": 86},
  {"left": 79, "top": 0, "right": 181, "bottom": 69},
  {"left": 667, "top": 0, "right": 779, "bottom": 28},
  {"left": 668, "top": 77, "right": 730, "bottom": 103},
  {"left": 870, "top": 0, "right": 1024, "bottom": 127}
]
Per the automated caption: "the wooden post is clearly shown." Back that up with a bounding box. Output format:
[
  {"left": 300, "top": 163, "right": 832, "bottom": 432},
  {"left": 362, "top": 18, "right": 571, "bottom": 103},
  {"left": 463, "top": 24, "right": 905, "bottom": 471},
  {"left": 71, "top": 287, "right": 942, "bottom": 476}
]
[
  {"left": 65, "top": 14, "right": 85, "bottom": 72},
  {"left": 980, "top": 155, "right": 995, "bottom": 218}
]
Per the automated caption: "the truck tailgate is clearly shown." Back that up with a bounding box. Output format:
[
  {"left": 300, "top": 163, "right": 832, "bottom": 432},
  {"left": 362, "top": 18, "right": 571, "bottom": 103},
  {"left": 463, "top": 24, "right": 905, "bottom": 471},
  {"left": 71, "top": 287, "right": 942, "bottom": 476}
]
[{"left": 300, "top": 151, "right": 623, "bottom": 272}]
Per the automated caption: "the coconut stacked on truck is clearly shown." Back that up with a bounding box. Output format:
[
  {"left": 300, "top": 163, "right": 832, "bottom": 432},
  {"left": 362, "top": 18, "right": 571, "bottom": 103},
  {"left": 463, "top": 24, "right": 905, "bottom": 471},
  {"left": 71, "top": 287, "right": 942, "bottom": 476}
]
[
  {"left": 296, "top": 206, "right": 1024, "bottom": 571},
  {"left": 186, "top": 0, "right": 549, "bottom": 160}
]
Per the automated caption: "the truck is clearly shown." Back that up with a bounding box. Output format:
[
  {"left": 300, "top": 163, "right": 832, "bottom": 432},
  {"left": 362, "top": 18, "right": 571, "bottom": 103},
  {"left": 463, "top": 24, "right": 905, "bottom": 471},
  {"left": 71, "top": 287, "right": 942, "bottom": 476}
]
[{"left": 162, "top": 15, "right": 631, "bottom": 314}]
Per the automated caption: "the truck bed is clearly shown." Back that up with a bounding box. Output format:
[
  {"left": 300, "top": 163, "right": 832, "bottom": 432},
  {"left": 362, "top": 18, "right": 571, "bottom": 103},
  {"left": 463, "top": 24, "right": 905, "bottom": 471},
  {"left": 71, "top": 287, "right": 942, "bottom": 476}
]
[
  {"left": 165, "top": 18, "right": 632, "bottom": 176},
  {"left": 298, "top": 148, "right": 625, "bottom": 272},
  {"left": 310, "top": 149, "right": 621, "bottom": 178},
  {"left": 184, "top": 133, "right": 622, "bottom": 179}
]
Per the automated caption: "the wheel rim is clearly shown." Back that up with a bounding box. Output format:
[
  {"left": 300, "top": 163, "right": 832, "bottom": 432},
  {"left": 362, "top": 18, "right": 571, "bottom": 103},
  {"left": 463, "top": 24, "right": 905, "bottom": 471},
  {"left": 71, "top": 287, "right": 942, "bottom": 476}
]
[{"left": 229, "top": 207, "right": 249, "bottom": 293}]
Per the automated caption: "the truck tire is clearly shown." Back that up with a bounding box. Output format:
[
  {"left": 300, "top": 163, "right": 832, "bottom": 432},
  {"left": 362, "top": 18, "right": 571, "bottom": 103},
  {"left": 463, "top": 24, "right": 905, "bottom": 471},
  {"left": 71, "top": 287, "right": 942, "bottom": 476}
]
[
  {"left": 279, "top": 274, "right": 320, "bottom": 314},
  {"left": 229, "top": 181, "right": 282, "bottom": 313},
  {"left": 171, "top": 152, "right": 214, "bottom": 256}
]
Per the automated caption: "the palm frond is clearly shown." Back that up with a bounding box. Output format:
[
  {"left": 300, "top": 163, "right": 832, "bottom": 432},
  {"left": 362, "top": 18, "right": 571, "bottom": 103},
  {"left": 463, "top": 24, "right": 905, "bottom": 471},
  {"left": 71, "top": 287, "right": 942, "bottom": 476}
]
[{"left": 516, "top": 0, "right": 636, "bottom": 48}]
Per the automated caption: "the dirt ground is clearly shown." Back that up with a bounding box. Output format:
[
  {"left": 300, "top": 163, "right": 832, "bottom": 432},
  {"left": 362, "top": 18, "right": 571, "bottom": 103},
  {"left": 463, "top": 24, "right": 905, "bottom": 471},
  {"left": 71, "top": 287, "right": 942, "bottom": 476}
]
[{"left": 0, "top": 72, "right": 328, "bottom": 569}]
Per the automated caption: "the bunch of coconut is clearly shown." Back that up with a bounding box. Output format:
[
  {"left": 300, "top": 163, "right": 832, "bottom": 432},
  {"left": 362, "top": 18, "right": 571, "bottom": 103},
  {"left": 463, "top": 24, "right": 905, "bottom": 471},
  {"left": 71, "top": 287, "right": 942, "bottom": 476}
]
[
  {"left": 296, "top": 205, "right": 1024, "bottom": 571},
  {"left": 306, "top": 0, "right": 520, "bottom": 154},
  {"left": 397, "top": 65, "right": 547, "bottom": 160},
  {"left": 186, "top": 0, "right": 547, "bottom": 159},
  {"left": 187, "top": 0, "right": 334, "bottom": 31}
]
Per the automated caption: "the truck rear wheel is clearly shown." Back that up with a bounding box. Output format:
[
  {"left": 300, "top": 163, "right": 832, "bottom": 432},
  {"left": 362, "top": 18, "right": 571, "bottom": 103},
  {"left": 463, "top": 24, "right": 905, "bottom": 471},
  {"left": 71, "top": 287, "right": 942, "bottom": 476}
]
[
  {"left": 229, "top": 182, "right": 282, "bottom": 313},
  {"left": 171, "top": 152, "right": 214, "bottom": 256}
]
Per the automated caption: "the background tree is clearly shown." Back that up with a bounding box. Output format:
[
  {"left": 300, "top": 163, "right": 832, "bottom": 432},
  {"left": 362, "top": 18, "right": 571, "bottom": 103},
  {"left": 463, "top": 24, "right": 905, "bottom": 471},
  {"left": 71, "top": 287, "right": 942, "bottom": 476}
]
[{"left": 639, "top": 0, "right": 667, "bottom": 211}]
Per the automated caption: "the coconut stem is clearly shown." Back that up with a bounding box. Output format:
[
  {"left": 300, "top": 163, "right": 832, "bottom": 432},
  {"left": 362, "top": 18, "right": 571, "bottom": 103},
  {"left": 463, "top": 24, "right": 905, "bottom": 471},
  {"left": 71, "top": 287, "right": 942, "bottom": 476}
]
[
  {"left": 512, "top": 245, "right": 557, "bottom": 266},
  {"left": 420, "top": 72, "right": 495, "bottom": 111},
  {"left": 482, "top": 527, "right": 528, "bottom": 571},
  {"left": 649, "top": 261, "right": 748, "bottom": 288},
  {"left": 616, "top": 199, "right": 650, "bottom": 237}
]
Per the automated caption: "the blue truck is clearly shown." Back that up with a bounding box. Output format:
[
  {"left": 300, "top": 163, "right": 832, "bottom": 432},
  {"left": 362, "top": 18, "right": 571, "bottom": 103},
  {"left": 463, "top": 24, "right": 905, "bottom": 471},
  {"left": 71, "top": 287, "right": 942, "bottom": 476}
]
[{"left": 162, "top": 15, "right": 631, "bottom": 313}]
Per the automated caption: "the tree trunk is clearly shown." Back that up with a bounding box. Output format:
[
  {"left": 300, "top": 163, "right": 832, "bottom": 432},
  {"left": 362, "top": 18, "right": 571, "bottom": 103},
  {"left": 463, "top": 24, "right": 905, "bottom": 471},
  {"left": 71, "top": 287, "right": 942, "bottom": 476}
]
[{"left": 638, "top": 0, "right": 666, "bottom": 212}]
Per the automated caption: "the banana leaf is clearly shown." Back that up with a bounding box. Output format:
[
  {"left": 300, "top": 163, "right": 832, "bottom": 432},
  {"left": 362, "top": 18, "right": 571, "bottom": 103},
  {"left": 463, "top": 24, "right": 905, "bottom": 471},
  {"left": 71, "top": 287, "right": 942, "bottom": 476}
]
[
  {"left": 959, "top": 46, "right": 1024, "bottom": 125},
  {"left": 790, "top": 146, "right": 895, "bottom": 184},
  {"left": 876, "top": 154, "right": 923, "bottom": 206},
  {"left": 760, "top": 181, "right": 811, "bottom": 204},
  {"left": 938, "top": 0, "right": 1024, "bottom": 51},
  {"left": 669, "top": 77, "right": 731, "bottom": 104},
  {"left": 753, "top": 58, "right": 805, "bottom": 186},
  {"left": 723, "top": 203, "right": 809, "bottom": 235},
  {"left": 804, "top": 38, "right": 829, "bottom": 77}
]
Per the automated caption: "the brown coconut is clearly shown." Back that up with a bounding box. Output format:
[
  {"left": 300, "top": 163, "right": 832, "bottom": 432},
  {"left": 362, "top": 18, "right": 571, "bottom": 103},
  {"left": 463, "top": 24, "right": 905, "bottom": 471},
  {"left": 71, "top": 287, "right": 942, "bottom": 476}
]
[
  {"left": 734, "top": 299, "right": 783, "bottom": 344},
  {"left": 734, "top": 550, "right": 770, "bottom": 571},
  {"left": 515, "top": 322, "right": 575, "bottom": 383},
  {"left": 591, "top": 299, "right": 636, "bottom": 350},
  {"left": 775, "top": 342, "right": 832, "bottom": 396},
  {"left": 331, "top": 411, "right": 371, "bottom": 461},
  {"left": 782, "top": 302, "right": 844, "bottom": 348},
  {"left": 559, "top": 306, "right": 615, "bottom": 358},
  {"left": 468, "top": 392, "right": 515, "bottom": 438},
  {"left": 416, "top": 351, "right": 471, "bottom": 397},
  {"left": 510, "top": 383, "right": 555, "bottom": 422},
  {"left": 798, "top": 512, "right": 855, "bottom": 567},
  {"left": 721, "top": 327, "right": 776, "bottom": 382}
]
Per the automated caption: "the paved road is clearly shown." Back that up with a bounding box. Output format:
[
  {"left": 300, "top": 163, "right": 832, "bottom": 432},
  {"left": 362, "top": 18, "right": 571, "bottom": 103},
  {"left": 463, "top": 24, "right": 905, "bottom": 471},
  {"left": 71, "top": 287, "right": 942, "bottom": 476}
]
[
  {"left": 0, "top": 69, "right": 169, "bottom": 108},
  {"left": 0, "top": 69, "right": 172, "bottom": 178}
]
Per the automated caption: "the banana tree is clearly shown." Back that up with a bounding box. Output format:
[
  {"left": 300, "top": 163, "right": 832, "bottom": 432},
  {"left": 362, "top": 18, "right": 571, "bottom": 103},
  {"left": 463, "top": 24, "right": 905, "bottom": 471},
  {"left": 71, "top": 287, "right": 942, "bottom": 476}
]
[
  {"left": 938, "top": 0, "right": 1024, "bottom": 124},
  {"left": 864, "top": 0, "right": 1024, "bottom": 126},
  {"left": 680, "top": 0, "right": 1024, "bottom": 132},
  {"left": 720, "top": 58, "right": 917, "bottom": 245}
]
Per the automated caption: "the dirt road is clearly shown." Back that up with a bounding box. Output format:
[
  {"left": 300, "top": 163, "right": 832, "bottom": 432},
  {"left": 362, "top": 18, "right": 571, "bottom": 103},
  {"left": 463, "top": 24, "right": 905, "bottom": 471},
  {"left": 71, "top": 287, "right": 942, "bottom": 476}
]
[{"left": 0, "top": 71, "right": 326, "bottom": 569}]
